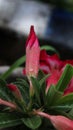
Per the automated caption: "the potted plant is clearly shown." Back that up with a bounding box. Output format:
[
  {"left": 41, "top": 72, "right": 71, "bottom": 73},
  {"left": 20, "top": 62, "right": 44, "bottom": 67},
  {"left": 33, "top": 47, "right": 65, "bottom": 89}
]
[{"left": 0, "top": 26, "right": 73, "bottom": 130}]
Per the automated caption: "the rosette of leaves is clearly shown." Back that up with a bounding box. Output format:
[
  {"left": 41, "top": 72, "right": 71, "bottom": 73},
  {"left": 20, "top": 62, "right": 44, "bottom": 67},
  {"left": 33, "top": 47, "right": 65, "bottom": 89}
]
[{"left": 0, "top": 64, "right": 73, "bottom": 130}]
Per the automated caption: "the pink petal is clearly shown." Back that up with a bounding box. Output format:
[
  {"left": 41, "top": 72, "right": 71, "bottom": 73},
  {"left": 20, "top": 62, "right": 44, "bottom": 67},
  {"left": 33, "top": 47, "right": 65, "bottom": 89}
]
[
  {"left": 64, "top": 78, "right": 73, "bottom": 95},
  {"left": 23, "top": 68, "right": 26, "bottom": 75},
  {"left": 40, "top": 50, "right": 49, "bottom": 61},
  {"left": 64, "top": 87, "right": 73, "bottom": 95},
  {"left": 40, "top": 50, "right": 62, "bottom": 73},
  {"left": 46, "top": 70, "right": 61, "bottom": 92},
  {"left": 40, "top": 62, "right": 51, "bottom": 74}
]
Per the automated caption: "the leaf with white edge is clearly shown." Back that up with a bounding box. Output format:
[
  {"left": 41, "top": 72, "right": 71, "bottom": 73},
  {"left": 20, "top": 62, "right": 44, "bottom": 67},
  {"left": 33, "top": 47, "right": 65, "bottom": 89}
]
[
  {"left": 30, "top": 77, "right": 41, "bottom": 106},
  {"left": 50, "top": 105, "right": 73, "bottom": 112},
  {"left": 22, "top": 116, "right": 42, "bottom": 129},
  {"left": 16, "top": 78, "right": 29, "bottom": 88},
  {"left": 14, "top": 79, "right": 29, "bottom": 104},
  {"left": 69, "top": 108, "right": 73, "bottom": 119},
  {"left": 52, "top": 109, "right": 71, "bottom": 119},
  {"left": 39, "top": 73, "right": 50, "bottom": 87},
  {"left": 39, "top": 74, "right": 50, "bottom": 105},
  {"left": 0, "top": 113, "right": 22, "bottom": 129},
  {"left": 37, "top": 70, "right": 45, "bottom": 81},
  {"left": 56, "top": 64, "right": 73, "bottom": 92},
  {"left": 55, "top": 93, "right": 73, "bottom": 105},
  {"left": 46, "top": 85, "right": 63, "bottom": 107}
]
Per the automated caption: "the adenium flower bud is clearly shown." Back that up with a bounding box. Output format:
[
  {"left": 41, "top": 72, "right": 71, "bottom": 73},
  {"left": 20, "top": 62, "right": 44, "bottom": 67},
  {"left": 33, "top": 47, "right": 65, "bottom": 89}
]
[
  {"left": 35, "top": 111, "right": 73, "bottom": 130},
  {"left": 25, "top": 26, "right": 40, "bottom": 78},
  {"left": 50, "top": 115, "right": 73, "bottom": 130},
  {"left": 7, "top": 84, "right": 22, "bottom": 100}
]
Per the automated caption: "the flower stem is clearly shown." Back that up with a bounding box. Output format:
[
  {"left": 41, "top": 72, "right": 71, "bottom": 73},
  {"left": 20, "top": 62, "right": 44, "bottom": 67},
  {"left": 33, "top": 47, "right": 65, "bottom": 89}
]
[{"left": 33, "top": 110, "right": 51, "bottom": 120}]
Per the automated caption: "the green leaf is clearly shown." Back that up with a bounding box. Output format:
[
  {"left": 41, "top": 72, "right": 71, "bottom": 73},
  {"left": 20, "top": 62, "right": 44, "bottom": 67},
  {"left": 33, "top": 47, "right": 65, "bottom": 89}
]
[
  {"left": 37, "top": 70, "right": 45, "bottom": 81},
  {"left": 0, "top": 113, "right": 22, "bottom": 129},
  {"left": 22, "top": 116, "right": 42, "bottom": 129},
  {"left": 55, "top": 93, "right": 73, "bottom": 105},
  {"left": 46, "top": 85, "right": 63, "bottom": 107},
  {"left": 41, "top": 45, "right": 59, "bottom": 55},
  {"left": 39, "top": 74, "right": 50, "bottom": 87},
  {"left": 39, "top": 74, "right": 50, "bottom": 105},
  {"left": 37, "top": 71, "right": 50, "bottom": 105},
  {"left": 50, "top": 105, "right": 73, "bottom": 112},
  {"left": 14, "top": 79, "right": 29, "bottom": 104},
  {"left": 16, "top": 78, "right": 29, "bottom": 88},
  {"left": 30, "top": 77, "right": 41, "bottom": 105},
  {"left": 69, "top": 108, "right": 73, "bottom": 119},
  {"left": 52, "top": 109, "right": 71, "bottom": 119},
  {"left": 0, "top": 55, "right": 26, "bottom": 79},
  {"left": 56, "top": 64, "right": 73, "bottom": 92}
]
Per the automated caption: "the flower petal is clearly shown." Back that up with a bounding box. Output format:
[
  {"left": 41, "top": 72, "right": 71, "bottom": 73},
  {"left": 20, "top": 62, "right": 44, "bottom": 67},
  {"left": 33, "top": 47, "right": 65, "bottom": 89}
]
[
  {"left": 40, "top": 50, "right": 62, "bottom": 74},
  {"left": 64, "top": 78, "right": 73, "bottom": 95},
  {"left": 46, "top": 70, "right": 61, "bottom": 92}
]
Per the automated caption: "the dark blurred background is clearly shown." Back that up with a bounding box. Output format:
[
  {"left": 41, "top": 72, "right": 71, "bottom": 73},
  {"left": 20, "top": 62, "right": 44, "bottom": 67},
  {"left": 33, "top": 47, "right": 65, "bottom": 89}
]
[{"left": 0, "top": 0, "right": 73, "bottom": 66}]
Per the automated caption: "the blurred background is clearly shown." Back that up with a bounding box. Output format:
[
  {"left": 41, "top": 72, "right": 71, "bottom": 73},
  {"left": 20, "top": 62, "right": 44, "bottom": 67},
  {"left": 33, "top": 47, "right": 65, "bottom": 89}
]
[{"left": 0, "top": 0, "right": 73, "bottom": 66}]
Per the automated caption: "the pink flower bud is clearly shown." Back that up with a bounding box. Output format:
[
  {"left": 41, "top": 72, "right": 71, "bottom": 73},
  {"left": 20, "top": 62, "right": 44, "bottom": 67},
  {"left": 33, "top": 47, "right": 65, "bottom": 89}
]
[
  {"left": 25, "top": 26, "right": 40, "bottom": 78},
  {"left": 7, "top": 84, "right": 22, "bottom": 100},
  {"left": 50, "top": 115, "right": 73, "bottom": 130},
  {"left": 35, "top": 111, "right": 73, "bottom": 130}
]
